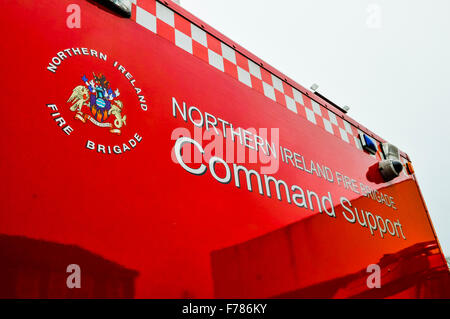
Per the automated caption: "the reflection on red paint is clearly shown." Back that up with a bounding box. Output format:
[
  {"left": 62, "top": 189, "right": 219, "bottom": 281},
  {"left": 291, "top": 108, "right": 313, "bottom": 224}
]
[
  {"left": 211, "top": 180, "right": 450, "bottom": 298},
  {"left": 0, "top": 235, "right": 138, "bottom": 298}
]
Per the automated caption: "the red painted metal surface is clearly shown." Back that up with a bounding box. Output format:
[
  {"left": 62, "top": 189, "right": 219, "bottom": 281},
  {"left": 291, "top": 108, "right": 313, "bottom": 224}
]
[{"left": 0, "top": 0, "right": 448, "bottom": 298}]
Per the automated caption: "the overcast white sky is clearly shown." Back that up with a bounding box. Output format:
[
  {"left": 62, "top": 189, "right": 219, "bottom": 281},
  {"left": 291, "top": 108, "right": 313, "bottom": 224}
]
[{"left": 181, "top": 0, "right": 450, "bottom": 256}]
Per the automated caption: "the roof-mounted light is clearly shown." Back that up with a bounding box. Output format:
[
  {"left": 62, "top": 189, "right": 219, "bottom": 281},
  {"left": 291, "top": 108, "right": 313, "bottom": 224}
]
[
  {"left": 378, "top": 143, "right": 403, "bottom": 182},
  {"left": 381, "top": 142, "right": 400, "bottom": 161},
  {"left": 405, "top": 161, "right": 415, "bottom": 175},
  {"left": 310, "top": 83, "right": 319, "bottom": 92},
  {"left": 311, "top": 85, "right": 349, "bottom": 114},
  {"left": 379, "top": 159, "right": 403, "bottom": 182},
  {"left": 359, "top": 133, "right": 378, "bottom": 155},
  {"left": 96, "top": 0, "right": 132, "bottom": 18}
]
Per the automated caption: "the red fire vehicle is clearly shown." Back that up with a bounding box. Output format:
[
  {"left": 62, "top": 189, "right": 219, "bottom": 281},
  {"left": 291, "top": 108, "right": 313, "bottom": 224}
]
[{"left": 0, "top": 0, "right": 448, "bottom": 298}]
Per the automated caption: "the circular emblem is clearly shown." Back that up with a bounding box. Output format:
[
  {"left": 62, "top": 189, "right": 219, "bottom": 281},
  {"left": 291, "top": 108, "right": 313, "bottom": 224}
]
[{"left": 45, "top": 47, "right": 148, "bottom": 155}]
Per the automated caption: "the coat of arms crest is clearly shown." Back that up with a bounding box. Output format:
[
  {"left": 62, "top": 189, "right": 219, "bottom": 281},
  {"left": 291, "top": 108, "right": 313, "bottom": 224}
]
[{"left": 67, "top": 73, "right": 127, "bottom": 135}]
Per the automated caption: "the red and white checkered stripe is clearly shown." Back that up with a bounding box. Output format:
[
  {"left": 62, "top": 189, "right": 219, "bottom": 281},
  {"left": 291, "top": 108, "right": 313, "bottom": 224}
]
[{"left": 131, "top": 0, "right": 387, "bottom": 158}]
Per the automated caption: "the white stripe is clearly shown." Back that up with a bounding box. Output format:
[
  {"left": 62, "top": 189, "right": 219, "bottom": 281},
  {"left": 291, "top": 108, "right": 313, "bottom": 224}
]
[
  {"left": 248, "top": 60, "right": 262, "bottom": 79},
  {"left": 156, "top": 2, "right": 174, "bottom": 26},
  {"left": 208, "top": 49, "right": 224, "bottom": 71},
  {"left": 263, "top": 82, "right": 276, "bottom": 101},
  {"left": 271, "top": 75, "right": 284, "bottom": 93},
  {"left": 305, "top": 108, "right": 316, "bottom": 124},
  {"left": 191, "top": 23, "right": 207, "bottom": 46},
  {"left": 237, "top": 67, "right": 252, "bottom": 87},
  {"left": 285, "top": 95, "right": 297, "bottom": 113},
  {"left": 221, "top": 43, "right": 236, "bottom": 64},
  {"left": 136, "top": 7, "right": 157, "bottom": 33},
  {"left": 175, "top": 30, "right": 193, "bottom": 54}
]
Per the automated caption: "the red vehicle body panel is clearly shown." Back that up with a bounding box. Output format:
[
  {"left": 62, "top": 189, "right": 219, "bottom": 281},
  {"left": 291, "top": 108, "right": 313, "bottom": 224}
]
[{"left": 0, "top": 0, "right": 448, "bottom": 298}]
